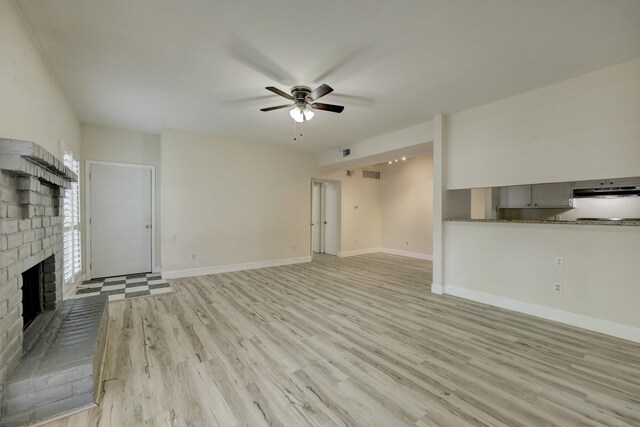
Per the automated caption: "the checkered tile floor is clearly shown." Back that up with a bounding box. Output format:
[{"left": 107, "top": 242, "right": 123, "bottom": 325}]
[{"left": 73, "top": 273, "right": 174, "bottom": 302}]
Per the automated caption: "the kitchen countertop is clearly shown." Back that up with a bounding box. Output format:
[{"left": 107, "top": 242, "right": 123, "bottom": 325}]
[{"left": 443, "top": 218, "right": 640, "bottom": 226}]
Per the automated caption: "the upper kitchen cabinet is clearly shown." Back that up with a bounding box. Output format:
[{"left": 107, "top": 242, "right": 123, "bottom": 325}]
[
  {"left": 499, "top": 185, "right": 532, "bottom": 208},
  {"left": 498, "top": 183, "right": 573, "bottom": 208},
  {"left": 531, "top": 183, "right": 573, "bottom": 207}
]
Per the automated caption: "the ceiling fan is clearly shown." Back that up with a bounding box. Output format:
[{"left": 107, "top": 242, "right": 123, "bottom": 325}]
[{"left": 260, "top": 84, "right": 344, "bottom": 123}]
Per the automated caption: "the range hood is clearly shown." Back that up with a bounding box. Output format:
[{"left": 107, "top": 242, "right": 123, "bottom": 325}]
[{"left": 573, "top": 184, "right": 640, "bottom": 198}]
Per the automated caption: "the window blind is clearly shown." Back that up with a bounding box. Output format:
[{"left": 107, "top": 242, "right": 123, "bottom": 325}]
[{"left": 63, "top": 152, "right": 81, "bottom": 284}]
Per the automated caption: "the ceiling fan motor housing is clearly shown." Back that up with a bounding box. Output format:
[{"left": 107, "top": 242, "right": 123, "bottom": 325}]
[
  {"left": 259, "top": 84, "right": 344, "bottom": 115},
  {"left": 291, "top": 85, "right": 312, "bottom": 105}
]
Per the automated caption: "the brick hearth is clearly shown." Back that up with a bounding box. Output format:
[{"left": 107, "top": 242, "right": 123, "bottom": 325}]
[{"left": 0, "top": 138, "right": 77, "bottom": 407}]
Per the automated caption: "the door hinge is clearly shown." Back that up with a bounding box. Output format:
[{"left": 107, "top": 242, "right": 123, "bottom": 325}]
[
  {"left": 90, "top": 262, "right": 92, "bottom": 269},
  {"left": 89, "top": 218, "right": 91, "bottom": 225}
]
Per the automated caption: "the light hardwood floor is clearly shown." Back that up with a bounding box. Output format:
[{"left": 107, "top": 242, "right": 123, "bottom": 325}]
[{"left": 44, "top": 254, "right": 640, "bottom": 426}]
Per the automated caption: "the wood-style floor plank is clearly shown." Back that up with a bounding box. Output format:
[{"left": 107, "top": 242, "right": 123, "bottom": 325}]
[{"left": 41, "top": 254, "right": 640, "bottom": 426}]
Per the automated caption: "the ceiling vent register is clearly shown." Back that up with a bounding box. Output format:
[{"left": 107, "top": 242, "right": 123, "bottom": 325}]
[{"left": 362, "top": 170, "right": 381, "bottom": 180}]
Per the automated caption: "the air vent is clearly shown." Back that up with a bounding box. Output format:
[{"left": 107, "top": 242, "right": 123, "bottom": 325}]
[{"left": 362, "top": 169, "right": 381, "bottom": 180}]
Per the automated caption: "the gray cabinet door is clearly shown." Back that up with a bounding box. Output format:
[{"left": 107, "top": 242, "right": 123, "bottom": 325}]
[
  {"left": 531, "top": 183, "right": 573, "bottom": 207},
  {"left": 499, "top": 185, "right": 532, "bottom": 208}
]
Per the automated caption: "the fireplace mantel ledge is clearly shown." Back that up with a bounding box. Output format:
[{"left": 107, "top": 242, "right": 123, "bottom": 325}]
[{"left": 0, "top": 138, "right": 77, "bottom": 188}]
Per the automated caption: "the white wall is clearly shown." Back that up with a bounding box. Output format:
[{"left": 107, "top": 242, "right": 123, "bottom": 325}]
[
  {"left": 0, "top": 0, "right": 80, "bottom": 157},
  {"left": 0, "top": 0, "right": 81, "bottom": 292},
  {"left": 319, "top": 121, "right": 433, "bottom": 168},
  {"left": 161, "top": 129, "right": 318, "bottom": 275},
  {"left": 317, "top": 169, "right": 381, "bottom": 255},
  {"left": 82, "top": 124, "right": 162, "bottom": 269},
  {"left": 380, "top": 156, "right": 433, "bottom": 257},
  {"left": 448, "top": 59, "right": 640, "bottom": 189},
  {"left": 442, "top": 59, "right": 640, "bottom": 340},
  {"left": 83, "top": 124, "right": 160, "bottom": 166},
  {"left": 445, "top": 221, "right": 640, "bottom": 340}
]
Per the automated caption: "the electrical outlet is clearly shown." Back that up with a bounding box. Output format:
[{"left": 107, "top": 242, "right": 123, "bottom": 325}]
[
  {"left": 292, "top": 245, "right": 296, "bottom": 252},
  {"left": 553, "top": 282, "right": 562, "bottom": 293},
  {"left": 405, "top": 241, "right": 409, "bottom": 245},
  {"left": 554, "top": 256, "right": 564, "bottom": 268},
  {"left": 191, "top": 253, "right": 196, "bottom": 260}
]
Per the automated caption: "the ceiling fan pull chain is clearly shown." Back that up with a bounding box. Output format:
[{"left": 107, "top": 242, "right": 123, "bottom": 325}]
[{"left": 295, "top": 121, "right": 303, "bottom": 141}]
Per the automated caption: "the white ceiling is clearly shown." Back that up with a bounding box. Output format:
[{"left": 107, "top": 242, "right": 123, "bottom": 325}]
[{"left": 17, "top": 0, "right": 640, "bottom": 152}]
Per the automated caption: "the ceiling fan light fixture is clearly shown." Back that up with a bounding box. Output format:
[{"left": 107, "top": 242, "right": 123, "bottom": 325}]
[
  {"left": 303, "top": 106, "right": 314, "bottom": 121},
  {"left": 289, "top": 106, "right": 304, "bottom": 123},
  {"left": 289, "top": 105, "right": 315, "bottom": 123}
]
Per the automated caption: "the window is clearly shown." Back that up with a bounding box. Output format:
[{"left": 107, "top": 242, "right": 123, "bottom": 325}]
[{"left": 63, "top": 151, "right": 81, "bottom": 284}]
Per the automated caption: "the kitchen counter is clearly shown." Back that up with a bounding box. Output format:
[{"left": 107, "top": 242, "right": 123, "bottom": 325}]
[{"left": 443, "top": 218, "right": 640, "bottom": 226}]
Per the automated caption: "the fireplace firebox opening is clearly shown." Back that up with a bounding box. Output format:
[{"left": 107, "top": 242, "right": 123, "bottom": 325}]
[
  {"left": 21, "top": 254, "right": 56, "bottom": 331},
  {"left": 22, "top": 261, "right": 44, "bottom": 330}
]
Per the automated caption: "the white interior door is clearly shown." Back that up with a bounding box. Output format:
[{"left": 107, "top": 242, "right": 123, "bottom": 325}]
[
  {"left": 90, "top": 164, "right": 152, "bottom": 278},
  {"left": 320, "top": 186, "right": 327, "bottom": 253},
  {"left": 324, "top": 183, "right": 339, "bottom": 255},
  {"left": 311, "top": 183, "right": 322, "bottom": 253}
]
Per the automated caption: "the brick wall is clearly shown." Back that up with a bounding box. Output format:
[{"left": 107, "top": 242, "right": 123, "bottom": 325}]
[{"left": 0, "top": 171, "right": 65, "bottom": 405}]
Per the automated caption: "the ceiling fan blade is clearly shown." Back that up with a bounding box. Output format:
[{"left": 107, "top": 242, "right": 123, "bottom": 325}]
[
  {"left": 265, "top": 86, "right": 293, "bottom": 100},
  {"left": 329, "top": 93, "right": 375, "bottom": 108},
  {"left": 260, "top": 104, "right": 292, "bottom": 112},
  {"left": 310, "top": 84, "right": 334, "bottom": 101},
  {"left": 224, "top": 94, "right": 277, "bottom": 107},
  {"left": 310, "top": 47, "right": 368, "bottom": 83},
  {"left": 229, "top": 39, "right": 297, "bottom": 85},
  {"left": 311, "top": 102, "right": 344, "bottom": 113}
]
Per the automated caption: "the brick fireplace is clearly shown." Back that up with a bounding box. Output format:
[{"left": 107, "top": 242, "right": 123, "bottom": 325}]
[{"left": 0, "top": 139, "right": 77, "bottom": 404}]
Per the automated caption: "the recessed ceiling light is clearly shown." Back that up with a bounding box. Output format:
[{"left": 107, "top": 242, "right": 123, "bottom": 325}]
[
  {"left": 395, "top": 159, "right": 398, "bottom": 162},
  {"left": 388, "top": 161, "right": 392, "bottom": 164},
  {"left": 402, "top": 157, "right": 406, "bottom": 161}
]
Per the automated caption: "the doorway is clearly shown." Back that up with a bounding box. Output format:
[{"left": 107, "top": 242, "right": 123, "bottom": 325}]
[
  {"left": 311, "top": 180, "right": 340, "bottom": 256},
  {"left": 87, "top": 162, "right": 155, "bottom": 279}
]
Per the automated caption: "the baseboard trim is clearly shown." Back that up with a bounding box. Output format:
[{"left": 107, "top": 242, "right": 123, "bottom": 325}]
[
  {"left": 445, "top": 285, "right": 640, "bottom": 344},
  {"left": 338, "top": 248, "right": 382, "bottom": 257},
  {"left": 63, "top": 274, "right": 85, "bottom": 300},
  {"left": 162, "top": 256, "right": 312, "bottom": 279},
  {"left": 379, "top": 248, "right": 433, "bottom": 260},
  {"left": 431, "top": 283, "right": 445, "bottom": 295},
  {"left": 338, "top": 247, "right": 434, "bottom": 260}
]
